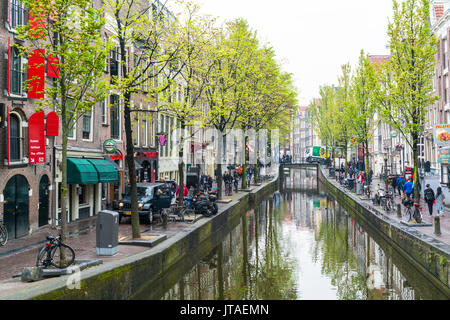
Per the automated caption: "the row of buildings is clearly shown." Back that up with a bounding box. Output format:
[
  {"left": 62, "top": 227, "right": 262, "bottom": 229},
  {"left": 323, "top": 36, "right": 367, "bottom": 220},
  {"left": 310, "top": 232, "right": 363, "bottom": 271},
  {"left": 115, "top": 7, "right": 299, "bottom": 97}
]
[
  {"left": 0, "top": 0, "right": 196, "bottom": 240},
  {"left": 289, "top": 1, "right": 450, "bottom": 199}
]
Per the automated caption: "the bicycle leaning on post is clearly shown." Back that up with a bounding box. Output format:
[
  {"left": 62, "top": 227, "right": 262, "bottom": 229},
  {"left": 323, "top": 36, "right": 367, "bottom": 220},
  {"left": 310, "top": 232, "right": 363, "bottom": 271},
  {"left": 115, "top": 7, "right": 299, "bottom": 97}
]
[
  {"left": 36, "top": 234, "right": 75, "bottom": 269},
  {"left": 0, "top": 218, "right": 8, "bottom": 246}
]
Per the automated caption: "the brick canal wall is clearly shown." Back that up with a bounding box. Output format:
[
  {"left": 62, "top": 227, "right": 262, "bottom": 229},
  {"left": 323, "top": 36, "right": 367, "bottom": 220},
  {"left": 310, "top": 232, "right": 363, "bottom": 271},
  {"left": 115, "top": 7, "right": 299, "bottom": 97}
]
[
  {"left": 7, "top": 176, "right": 279, "bottom": 300},
  {"left": 317, "top": 165, "right": 450, "bottom": 299}
]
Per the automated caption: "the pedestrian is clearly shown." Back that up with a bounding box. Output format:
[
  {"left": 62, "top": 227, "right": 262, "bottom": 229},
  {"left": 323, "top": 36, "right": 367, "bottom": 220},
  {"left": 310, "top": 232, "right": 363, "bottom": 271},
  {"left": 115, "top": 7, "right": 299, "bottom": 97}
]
[
  {"left": 403, "top": 178, "right": 414, "bottom": 199},
  {"left": 436, "top": 187, "right": 446, "bottom": 217},
  {"left": 396, "top": 176, "right": 403, "bottom": 196},
  {"left": 424, "top": 184, "right": 435, "bottom": 216},
  {"left": 368, "top": 169, "right": 373, "bottom": 185}
]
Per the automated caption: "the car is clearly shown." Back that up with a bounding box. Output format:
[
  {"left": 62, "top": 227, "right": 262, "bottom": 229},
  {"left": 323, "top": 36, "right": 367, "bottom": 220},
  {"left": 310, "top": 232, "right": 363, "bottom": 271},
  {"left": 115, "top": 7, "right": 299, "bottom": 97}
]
[{"left": 118, "top": 183, "right": 172, "bottom": 224}]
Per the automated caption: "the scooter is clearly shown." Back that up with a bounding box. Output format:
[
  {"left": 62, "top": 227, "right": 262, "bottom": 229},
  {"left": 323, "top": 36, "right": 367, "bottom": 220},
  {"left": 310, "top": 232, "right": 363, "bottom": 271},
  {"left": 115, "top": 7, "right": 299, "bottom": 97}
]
[
  {"left": 373, "top": 184, "right": 385, "bottom": 206},
  {"left": 192, "top": 192, "right": 216, "bottom": 217}
]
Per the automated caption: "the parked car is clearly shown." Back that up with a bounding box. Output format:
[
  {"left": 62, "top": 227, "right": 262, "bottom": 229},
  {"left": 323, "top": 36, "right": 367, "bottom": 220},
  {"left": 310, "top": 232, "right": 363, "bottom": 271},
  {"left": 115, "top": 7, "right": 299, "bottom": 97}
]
[{"left": 118, "top": 183, "right": 172, "bottom": 223}]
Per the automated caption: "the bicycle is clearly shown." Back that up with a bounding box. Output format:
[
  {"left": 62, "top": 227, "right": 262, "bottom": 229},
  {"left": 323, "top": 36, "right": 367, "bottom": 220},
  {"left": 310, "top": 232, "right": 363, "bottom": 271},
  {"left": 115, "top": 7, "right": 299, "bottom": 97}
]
[
  {"left": 225, "top": 182, "right": 233, "bottom": 196},
  {"left": 0, "top": 218, "right": 8, "bottom": 246},
  {"left": 36, "top": 235, "right": 75, "bottom": 269}
]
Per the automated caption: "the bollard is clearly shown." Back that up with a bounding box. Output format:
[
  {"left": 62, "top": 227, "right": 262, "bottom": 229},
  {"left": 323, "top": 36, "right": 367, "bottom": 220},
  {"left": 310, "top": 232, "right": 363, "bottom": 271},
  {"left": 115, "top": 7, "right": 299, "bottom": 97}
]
[
  {"left": 434, "top": 216, "right": 441, "bottom": 235},
  {"left": 397, "top": 203, "right": 402, "bottom": 218}
]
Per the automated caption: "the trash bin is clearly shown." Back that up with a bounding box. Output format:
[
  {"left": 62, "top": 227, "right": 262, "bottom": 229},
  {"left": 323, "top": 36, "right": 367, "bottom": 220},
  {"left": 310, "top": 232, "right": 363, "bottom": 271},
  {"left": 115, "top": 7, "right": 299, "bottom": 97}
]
[
  {"left": 329, "top": 167, "right": 335, "bottom": 178},
  {"left": 347, "top": 178, "right": 354, "bottom": 190},
  {"left": 356, "top": 182, "right": 362, "bottom": 195},
  {"left": 96, "top": 210, "right": 119, "bottom": 256}
]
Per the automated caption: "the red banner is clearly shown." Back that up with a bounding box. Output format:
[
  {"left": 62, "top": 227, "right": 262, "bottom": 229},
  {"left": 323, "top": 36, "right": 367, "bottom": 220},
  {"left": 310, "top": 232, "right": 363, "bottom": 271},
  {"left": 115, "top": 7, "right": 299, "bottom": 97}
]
[
  {"left": 46, "top": 111, "right": 59, "bottom": 136},
  {"left": 29, "top": 111, "right": 46, "bottom": 163},
  {"left": 28, "top": 49, "right": 46, "bottom": 99},
  {"left": 47, "top": 54, "right": 59, "bottom": 78}
]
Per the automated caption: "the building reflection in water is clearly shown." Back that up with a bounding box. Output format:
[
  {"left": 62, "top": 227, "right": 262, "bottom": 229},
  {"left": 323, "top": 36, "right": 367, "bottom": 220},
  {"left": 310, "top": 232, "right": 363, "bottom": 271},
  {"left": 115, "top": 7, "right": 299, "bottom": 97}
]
[{"left": 158, "top": 168, "right": 440, "bottom": 300}]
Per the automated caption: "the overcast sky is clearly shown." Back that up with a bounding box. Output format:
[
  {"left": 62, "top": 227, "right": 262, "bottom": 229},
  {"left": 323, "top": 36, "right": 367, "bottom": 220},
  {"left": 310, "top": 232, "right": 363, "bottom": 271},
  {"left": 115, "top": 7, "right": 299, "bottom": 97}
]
[{"left": 195, "top": 0, "right": 394, "bottom": 106}]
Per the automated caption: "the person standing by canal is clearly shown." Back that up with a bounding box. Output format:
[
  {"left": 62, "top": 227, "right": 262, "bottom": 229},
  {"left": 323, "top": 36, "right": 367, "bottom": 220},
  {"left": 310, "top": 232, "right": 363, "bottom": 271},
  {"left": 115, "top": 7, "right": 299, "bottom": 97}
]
[
  {"left": 424, "top": 184, "right": 435, "bottom": 216},
  {"left": 436, "top": 187, "right": 446, "bottom": 217}
]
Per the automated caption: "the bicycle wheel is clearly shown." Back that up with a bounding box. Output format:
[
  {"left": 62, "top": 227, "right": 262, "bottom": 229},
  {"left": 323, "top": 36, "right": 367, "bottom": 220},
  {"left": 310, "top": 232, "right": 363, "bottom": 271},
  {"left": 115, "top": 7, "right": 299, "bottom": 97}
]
[
  {"left": 51, "top": 243, "right": 75, "bottom": 268},
  {"left": 36, "top": 246, "right": 49, "bottom": 267},
  {"left": 0, "top": 224, "right": 8, "bottom": 246}
]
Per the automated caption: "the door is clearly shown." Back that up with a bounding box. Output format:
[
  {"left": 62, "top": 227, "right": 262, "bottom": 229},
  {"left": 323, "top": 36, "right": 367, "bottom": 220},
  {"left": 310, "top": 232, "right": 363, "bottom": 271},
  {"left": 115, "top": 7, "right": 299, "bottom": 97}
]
[
  {"left": 4, "top": 175, "right": 29, "bottom": 239},
  {"left": 38, "top": 175, "right": 49, "bottom": 227}
]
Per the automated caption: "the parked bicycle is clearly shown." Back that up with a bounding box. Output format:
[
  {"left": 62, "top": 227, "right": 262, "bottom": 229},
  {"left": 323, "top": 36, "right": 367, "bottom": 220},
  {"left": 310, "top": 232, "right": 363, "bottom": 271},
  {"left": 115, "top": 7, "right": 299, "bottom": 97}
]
[
  {"left": 36, "top": 235, "right": 75, "bottom": 269},
  {"left": 0, "top": 218, "right": 7, "bottom": 246},
  {"left": 225, "top": 182, "right": 233, "bottom": 196}
]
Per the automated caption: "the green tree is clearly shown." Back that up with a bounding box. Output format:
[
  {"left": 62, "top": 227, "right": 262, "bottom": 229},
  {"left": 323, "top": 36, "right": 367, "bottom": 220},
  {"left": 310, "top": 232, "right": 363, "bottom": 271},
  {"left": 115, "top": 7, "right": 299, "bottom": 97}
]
[
  {"left": 204, "top": 19, "right": 255, "bottom": 198},
  {"left": 158, "top": 2, "right": 217, "bottom": 203},
  {"left": 375, "top": 0, "right": 438, "bottom": 222},
  {"left": 352, "top": 50, "right": 378, "bottom": 175},
  {"left": 335, "top": 63, "right": 354, "bottom": 177},
  {"left": 105, "top": 0, "right": 184, "bottom": 238},
  {"left": 16, "top": 0, "right": 108, "bottom": 257}
]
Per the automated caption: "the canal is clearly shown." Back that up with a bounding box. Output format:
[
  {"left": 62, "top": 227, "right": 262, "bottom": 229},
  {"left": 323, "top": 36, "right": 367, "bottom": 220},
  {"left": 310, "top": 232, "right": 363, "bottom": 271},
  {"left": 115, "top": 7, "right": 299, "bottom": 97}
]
[{"left": 136, "top": 167, "right": 447, "bottom": 300}]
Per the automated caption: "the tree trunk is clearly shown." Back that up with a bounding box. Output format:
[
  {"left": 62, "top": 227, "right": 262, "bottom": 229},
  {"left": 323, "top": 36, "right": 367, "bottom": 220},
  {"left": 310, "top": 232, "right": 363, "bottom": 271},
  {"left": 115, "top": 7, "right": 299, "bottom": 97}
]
[
  {"left": 344, "top": 141, "right": 348, "bottom": 178},
  {"left": 242, "top": 135, "right": 248, "bottom": 189},
  {"left": 178, "top": 123, "right": 185, "bottom": 204},
  {"left": 124, "top": 93, "right": 141, "bottom": 239},
  {"left": 60, "top": 104, "right": 68, "bottom": 263},
  {"left": 412, "top": 135, "right": 422, "bottom": 223}
]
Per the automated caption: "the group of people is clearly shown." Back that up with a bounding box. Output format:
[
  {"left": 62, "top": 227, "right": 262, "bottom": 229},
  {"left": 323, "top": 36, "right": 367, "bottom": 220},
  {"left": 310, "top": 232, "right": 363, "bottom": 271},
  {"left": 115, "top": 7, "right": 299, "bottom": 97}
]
[
  {"left": 200, "top": 174, "right": 214, "bottom": 192},
  {"left": 388, "top": 175, "right": 445, "bottom": 217}
]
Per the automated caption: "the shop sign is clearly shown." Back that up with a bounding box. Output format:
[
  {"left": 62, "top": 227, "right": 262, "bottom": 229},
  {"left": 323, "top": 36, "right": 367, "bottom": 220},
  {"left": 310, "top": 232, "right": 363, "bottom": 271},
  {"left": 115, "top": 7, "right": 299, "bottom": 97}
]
[
  {"left": 405, "top": 166, "right": 413, "bottom": 174},
  {"left": 135, "top": 152, "right": 158, "bottom": 158},
  {"left": 434, "top": 124, "right": 450, "bottom": 146},
  {"left": 103, "top": 139, "right": 117, "bottom": 154},
  {"left": 438, "top": 149, "right": 450, "bottom": 164},
  {"left": 110, "top": 154, "right": 123, "bottom": 160},
  {"left": 390, "top": 130, "right": 398, "bottom": 138},
  {"left": 159, "top": 135, "right": 166, "bottom": 146},
  {"left": 29, "top": 111, "right": 45, "bottom": 163}
]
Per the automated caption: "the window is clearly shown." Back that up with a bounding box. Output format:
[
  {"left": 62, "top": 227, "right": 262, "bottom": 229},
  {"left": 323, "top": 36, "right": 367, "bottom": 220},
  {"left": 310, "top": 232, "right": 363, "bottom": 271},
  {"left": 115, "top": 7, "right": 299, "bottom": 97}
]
[
  {"left": 101, "top": 99, "right": 107, "bottom": 124},
  {"left": 10, "top": 0, "right": 26, "bottom": 30},
  {"left": 445, "top": 75, "right": 449, "bottom": 105},
  {"left": 79, "top": 185, "right": 89, "bottom": 205},
  {"left": 9, "top": 113, "right": 22, "bottom": 162},
  {"left": 10, "top": 47, "right": 25, "bottom": 95},
  {"left": 444, "top": 39, "right": 448, "bottom": 69},
  {"left": 133, "top": 117, "right": 139, "bottom": 146},
  {"left": 110, "top": 47, "right": 120, "bottom": 84},
  {"left": 110, "top": 95, "right": 120, "bottom": 140},
  {"left": 143, "top": 117, "right": 148, "bottom": 146},
  {"left": 82, "top": 111, "right": 92, "bottom": 140}
]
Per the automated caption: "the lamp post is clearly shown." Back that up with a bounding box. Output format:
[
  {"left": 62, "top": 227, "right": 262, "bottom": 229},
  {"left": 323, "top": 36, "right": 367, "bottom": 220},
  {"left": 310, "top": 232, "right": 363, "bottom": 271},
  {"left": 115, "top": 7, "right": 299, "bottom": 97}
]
[{"left": 384, "top": 152, "right": 389, "bottom": 192}]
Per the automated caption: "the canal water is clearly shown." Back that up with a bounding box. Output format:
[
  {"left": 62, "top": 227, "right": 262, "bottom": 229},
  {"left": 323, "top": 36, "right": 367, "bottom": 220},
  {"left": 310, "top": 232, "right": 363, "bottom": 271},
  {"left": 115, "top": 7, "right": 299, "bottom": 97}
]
[{"left": 142, "top": 168, "right": 446, "bottom": 300}]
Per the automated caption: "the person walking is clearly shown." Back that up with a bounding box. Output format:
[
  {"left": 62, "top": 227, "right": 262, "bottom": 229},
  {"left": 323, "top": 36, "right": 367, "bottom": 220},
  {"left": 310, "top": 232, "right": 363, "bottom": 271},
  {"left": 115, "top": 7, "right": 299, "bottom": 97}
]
[
  {"left": 424, "top": 184, "right": 435, "bottom": 216},
  {"left": 403, "top": 178, "right": 414, "bottom": 199},
  {"left": 396, "top": 176, "right": 403, "bottom": 196},
  {"left": 436, "top": 187, "right": 446, "bottom": 217}
]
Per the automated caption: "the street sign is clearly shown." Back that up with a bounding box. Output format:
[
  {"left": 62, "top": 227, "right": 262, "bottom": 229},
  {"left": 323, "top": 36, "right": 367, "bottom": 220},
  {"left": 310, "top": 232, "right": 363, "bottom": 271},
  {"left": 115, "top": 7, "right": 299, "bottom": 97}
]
[
  {"left": 391, "top": 130, "right": 398, "bottom": 138},
  {"left": 438, "top": 149, "right": 450, "bottom": 164},
  {"left": 103, "top": 139, "right": 117, "bottom": 154},
  {"left": 434, "top": 124, "right": 450, "bottom": 146}
]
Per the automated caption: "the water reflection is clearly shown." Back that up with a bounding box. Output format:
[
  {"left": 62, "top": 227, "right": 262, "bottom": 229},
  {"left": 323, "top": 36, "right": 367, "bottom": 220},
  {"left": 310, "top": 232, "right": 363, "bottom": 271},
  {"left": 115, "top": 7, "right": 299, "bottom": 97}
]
[{"left": 157, "top": 168, "right": 442, "bottom": 300}]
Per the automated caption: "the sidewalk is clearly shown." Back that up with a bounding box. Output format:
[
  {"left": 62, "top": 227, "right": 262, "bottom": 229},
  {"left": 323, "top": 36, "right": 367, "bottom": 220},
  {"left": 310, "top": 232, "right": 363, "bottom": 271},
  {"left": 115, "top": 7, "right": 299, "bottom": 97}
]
[
  {"left": 330, "top": 174, "right": 450, "bottom": 245},
  {"left": 0, "top": 179, "right": 255, "bottom": 285}
]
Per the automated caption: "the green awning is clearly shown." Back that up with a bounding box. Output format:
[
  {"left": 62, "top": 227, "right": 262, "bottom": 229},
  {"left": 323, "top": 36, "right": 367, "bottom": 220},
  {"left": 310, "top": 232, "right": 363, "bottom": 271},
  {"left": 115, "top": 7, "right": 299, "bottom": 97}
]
[
  {"left": 87, "top": 158, "right": 119, "bottom": 183},
  {"left": 67, "top": 158, "right": 99, "bottom": 185}
]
